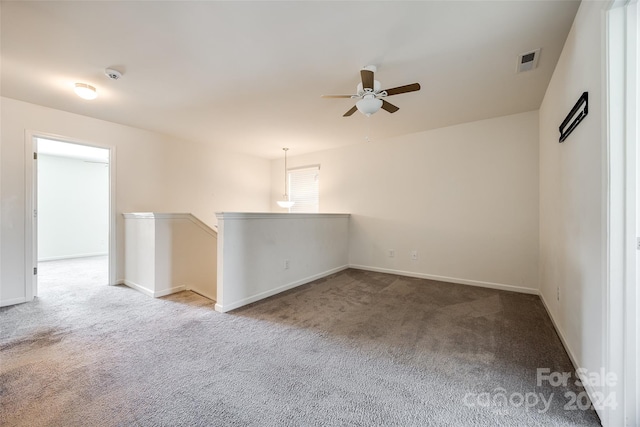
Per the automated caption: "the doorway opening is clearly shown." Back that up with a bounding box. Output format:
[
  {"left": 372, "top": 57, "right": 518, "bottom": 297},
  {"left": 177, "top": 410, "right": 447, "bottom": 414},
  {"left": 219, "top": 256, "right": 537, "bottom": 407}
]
[{"left": 26, "top": 135, "right": 115, "bottom": 298}]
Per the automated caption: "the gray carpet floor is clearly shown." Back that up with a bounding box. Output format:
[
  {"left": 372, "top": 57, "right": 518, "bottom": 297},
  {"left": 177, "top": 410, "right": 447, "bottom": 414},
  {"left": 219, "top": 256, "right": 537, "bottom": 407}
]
[{"left": 1, "top": 260, "right": 601, "bottom": 426}]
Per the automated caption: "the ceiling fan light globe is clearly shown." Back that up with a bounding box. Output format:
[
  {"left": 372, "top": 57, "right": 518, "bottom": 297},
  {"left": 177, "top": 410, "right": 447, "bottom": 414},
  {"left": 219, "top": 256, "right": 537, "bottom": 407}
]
[
  {"left": 356, "top": 97, "right": 382, "bottom": 116},
  {"left": 277, "top": 200, "right": 295, "bottom": 208}
]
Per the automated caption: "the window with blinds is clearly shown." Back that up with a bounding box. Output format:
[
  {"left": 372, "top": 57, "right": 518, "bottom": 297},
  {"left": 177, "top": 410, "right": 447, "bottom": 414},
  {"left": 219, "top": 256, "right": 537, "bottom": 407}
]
[{"left": 288, "top": 165, "right": 319, "bottom": 213}]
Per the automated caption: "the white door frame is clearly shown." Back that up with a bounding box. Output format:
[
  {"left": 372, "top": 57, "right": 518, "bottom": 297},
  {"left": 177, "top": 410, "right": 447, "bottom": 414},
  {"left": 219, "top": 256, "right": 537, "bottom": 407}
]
[
  {"left": 604, "top": 1, "right": 638, "bottom": 425},
  {"left": 24, "top": 131, "right": 117, "bottom": 299}
]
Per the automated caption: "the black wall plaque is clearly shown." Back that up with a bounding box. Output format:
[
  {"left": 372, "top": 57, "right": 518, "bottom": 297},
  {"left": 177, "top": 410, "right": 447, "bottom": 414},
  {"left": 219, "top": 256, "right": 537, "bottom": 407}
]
[{"left": 559, "top": 91, "right": 588, "bottom": 143}]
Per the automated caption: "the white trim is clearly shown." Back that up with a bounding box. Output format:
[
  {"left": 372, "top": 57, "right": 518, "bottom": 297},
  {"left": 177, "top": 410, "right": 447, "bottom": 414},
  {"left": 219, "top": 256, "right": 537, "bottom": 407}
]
[
  {"left": 215, "top": 212, "right": 350, "bottom": 220},
  {"left": 24, "top": 131, "right": 118, "bottom": 298},
  {"left": 538, "top": 292, "right": 600, "bottom": 411},
  {"left": 122, "top": 212, "right": 217, "bottom": 237},
  {"left": 623, "top": 3, "right": 639, "bottom": 425},
  {"left": 539, "top": 292, "right": 578, "bottom": 366},
  {"left": 349, "top": 264, "right": 538, "bottom": 295},
  {"left": 214, "top": 265, "right": 349, "bottom": 313},
  {"left": 188, "top": 288, "right": 216, "bottom": 302},
  {"left": 287, "top": 164, "right": 321, "bottom": 172},
  {"left": 603, "top": 6, "right": 624, "bottom": 422},
  {"left": 0, "top": 96, "right": 2, "bottom": 310},
  {"left": 0, "top": 297, "right": 28, "bottom": 307},
  {"left": 603, "top": 1, "right": 639, "bottom": 425},
  {"left": 108, "top": 146, "right": 117, "bottom": 287},
  {"left": 123, "top": 280, "right": 152, "bottom": 297},
  {"left": 214, "top": 263, "right": 538, "bottom": 314},
  {"left": 152, "top": 286, "right": 186, "bottom": 298},
  {"left": 123, "top": 280, "right": 186, "bottom": 298},
  {"left": 24, "top": 132, "right": 37, "bottom": 301}
]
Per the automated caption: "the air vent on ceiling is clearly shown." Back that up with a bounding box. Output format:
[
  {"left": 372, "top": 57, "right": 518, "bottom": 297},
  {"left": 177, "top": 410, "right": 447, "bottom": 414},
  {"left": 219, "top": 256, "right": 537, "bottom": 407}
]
[{"left": 517, "top": 49, "right": 540, "bottom": 73}]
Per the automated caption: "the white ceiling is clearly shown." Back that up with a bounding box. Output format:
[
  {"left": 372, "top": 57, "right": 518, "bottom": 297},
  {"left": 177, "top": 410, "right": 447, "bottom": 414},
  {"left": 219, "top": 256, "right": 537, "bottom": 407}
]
[{"left": 1, "top": 1, "right": 580, "bottom": 159}]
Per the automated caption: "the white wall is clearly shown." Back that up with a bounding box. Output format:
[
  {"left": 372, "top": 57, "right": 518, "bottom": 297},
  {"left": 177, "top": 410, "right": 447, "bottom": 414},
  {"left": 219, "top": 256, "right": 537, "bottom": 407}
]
[
  {"left": 0, "top": 96, "right": 270, "bottom": 306},
  {"left": 272, "top": 111, "right": 540, "bottom": 293},
  {"left": 215, "top": 212, "right": 350, "bottom": 312},
  {"left": 38, "top": 154, "right": 109, "bottom": 261},
  {"left": 124, "top": 213, "right": 217, "bottom": 300},
  {"left": 538, "top": 0, "right": 605, "bottom": 415}
]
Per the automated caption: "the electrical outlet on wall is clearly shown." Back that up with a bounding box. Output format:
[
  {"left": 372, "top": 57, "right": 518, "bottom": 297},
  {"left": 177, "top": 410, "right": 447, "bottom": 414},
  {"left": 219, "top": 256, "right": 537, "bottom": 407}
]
[
  {"left": 410, "top": 250, "right": 418, "bottom": 260},
  {"left": 388, "top": 249, "right": 395, "bottom": 258},
  {"left": 557, "top": 286, "right": 560, "bottom": 301},
  {"left": 284, "top": 260, "right": 290, "bottom": 270}
]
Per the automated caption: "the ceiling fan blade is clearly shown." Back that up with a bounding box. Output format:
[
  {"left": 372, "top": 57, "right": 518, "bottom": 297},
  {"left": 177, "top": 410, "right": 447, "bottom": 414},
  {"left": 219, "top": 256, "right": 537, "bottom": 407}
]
[
  {"left": 381, "top": 100, "right": 399, "bottom": 113},
  {"left": 382, "top": 83, "right": 421, "bottom": 97},
  {"left": 321, "top": 95, "right": 355, "bottom": 98},
  {"left": 361, "top": 69, "right": 374, "bottom": 90},
  {"left": 343, "top": 106, "right": 358, "bottom": 117}
]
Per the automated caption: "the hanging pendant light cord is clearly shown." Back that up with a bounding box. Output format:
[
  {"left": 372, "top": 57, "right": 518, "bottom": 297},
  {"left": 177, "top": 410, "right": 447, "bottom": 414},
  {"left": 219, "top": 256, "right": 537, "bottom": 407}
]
[
  {"left": 364, "top": 115, "right": 372, "bottom": 142},
  {"left": 283, "top": 148, "right": 288, "bottom": 199},
  {"left": 277, "top": 148, "right": 295, "bottom": 209}
]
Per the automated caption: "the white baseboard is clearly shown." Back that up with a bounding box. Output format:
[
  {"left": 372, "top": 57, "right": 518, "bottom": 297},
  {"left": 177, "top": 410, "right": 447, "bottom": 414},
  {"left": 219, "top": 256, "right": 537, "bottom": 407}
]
[
  {"left": 188, "top": 288, "right": 216, "bottom": 302},
  {"left": 538, "top": 292, "right": 604, "bottom": 422},
  {"left": 215, "top": 265, "right": 349, "bottom": 313},
  {"left": 123, "top": 280, "right": 154, "bottom": 297},
  {"left": 538, "top": 292, "right": 577, "bottom": 366},
  {"left": 154, "top": 285, "right": 186, "bottom": 298},
  {"left": 0, "top": 296, "right": 28, "bottom": 307},
  {"left": 348, "top": 264, "right": 538, "bottom": 295},
  {"left": 123, "top": 280, "right": 185, "bottom": 298}
]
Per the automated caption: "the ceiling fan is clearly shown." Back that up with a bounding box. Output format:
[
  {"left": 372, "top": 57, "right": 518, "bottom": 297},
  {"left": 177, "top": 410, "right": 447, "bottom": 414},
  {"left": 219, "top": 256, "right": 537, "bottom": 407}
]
[{"left": 321, "top": 65, "right": 421, "bottom": 117}]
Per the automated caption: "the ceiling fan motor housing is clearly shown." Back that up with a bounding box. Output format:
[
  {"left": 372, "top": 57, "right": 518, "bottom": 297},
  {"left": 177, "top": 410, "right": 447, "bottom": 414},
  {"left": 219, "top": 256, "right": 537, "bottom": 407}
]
[{"left": 357, "top": 80, "right": 382, "bottom": 96}]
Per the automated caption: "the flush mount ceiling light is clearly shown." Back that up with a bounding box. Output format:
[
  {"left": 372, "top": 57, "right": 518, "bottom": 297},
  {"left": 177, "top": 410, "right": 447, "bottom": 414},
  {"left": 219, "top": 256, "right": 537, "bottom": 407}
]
[
  {"left": 277, "top": 148, "right": 295, "bottom": 209},
  {"left": 74, "top": 83, "right": 97, "bottom": 100}
]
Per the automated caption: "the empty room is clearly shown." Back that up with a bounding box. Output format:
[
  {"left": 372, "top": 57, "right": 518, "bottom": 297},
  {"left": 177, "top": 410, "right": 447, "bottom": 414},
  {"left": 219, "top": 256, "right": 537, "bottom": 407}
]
[{"left": 0, "top": 1, "right": 638, "bottom": 426}]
